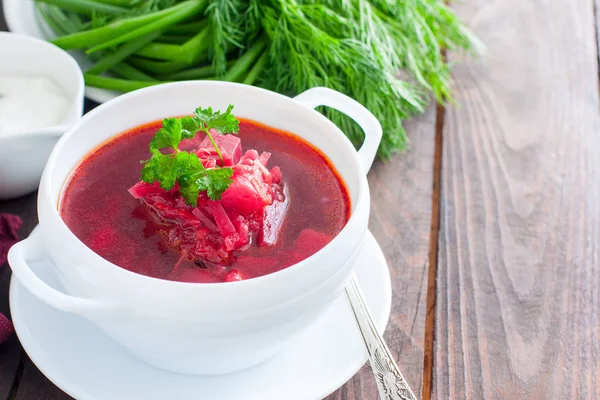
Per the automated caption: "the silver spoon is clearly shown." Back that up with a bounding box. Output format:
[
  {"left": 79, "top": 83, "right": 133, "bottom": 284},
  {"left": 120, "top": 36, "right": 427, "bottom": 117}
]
[{"left": 345, "top": 275, "right": 418, "bottom": 400}]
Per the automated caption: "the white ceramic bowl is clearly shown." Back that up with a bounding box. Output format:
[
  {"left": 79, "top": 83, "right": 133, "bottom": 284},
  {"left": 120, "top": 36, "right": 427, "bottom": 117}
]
[
  {"left": 8, "top": 82, "right": 382, "bottom": 375},
  {"left": 0, "top": 32, "right": 84, "bottom": 199}
]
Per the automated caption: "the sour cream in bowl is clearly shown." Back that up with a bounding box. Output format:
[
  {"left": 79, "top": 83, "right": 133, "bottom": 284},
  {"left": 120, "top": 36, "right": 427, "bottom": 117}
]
[{"left": 0, "top": 32, "right": 84, "bottom": 199}]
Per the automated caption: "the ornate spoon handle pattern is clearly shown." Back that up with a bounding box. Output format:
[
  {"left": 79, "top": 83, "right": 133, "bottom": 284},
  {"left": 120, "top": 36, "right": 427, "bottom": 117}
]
[{"left": 345, "top": 275, "right": 418, "bottom": 400}]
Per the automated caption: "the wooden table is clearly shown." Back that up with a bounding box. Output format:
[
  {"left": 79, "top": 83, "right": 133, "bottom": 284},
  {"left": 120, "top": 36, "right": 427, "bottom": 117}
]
[{"left": 2, "top": 0, "right": 600, "bottom": 398}]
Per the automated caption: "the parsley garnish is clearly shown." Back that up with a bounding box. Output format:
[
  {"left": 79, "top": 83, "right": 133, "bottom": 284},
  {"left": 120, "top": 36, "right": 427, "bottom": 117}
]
[{"left": 141, "top": 105, "right": 240, "bottom": 205}]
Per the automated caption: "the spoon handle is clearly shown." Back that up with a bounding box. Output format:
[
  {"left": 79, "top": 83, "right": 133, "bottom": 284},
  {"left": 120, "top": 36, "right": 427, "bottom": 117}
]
[{"left": 344, "top": 275, "right": 418, "bottom": 400}]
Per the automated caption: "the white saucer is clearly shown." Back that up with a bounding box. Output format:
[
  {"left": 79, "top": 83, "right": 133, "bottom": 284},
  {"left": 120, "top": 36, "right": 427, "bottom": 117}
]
[
  {"left": 3, "top": 0, "right": 122, "bottom": 103},
  {"left": 10, "top": 230, "right": 391, "bottom": 400}
]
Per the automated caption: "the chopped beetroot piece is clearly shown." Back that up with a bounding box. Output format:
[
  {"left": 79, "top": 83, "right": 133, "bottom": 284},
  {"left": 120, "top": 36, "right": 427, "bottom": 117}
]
[
  {"left": 178, "top": 134, "right": 203, "bottom": 151},
  {"left": 271, "top": 184, "right": 285, "bottom": 202},
  {"left": 240, "top": 149, "right": 259, "bottom": 165},
  {"left": 221, "top": 166, "right": 273, "bottom": 217},
  {"left": 129, "top": 181, "right": 166, "bottom": 199},
  {"left": 209, "top": 202, "right": 236, "bottom": 237},
  {"left": 150, "top": 201, "right": 201, "bottom": 229},
  {"left": 258, "top": 185, "right": 289, "bottom": 247},
  {"left": 192, "top": 208, "right": 218, "bottom": 232},
  {"left": 0, "top": 313, "right": 14, "bottom": 345},
  {"left": 201, "top": 158, "right": 217, "bottom": 169},
  {"left": 197, "top": 130, "right": 241, "bottom": 166},
  {"left": 224, "top": 269, "right": 243, "bottom": 282},
  {"left": 0, "top": 213, "right": 22, "bottom": 266},
  {"left": 253, "top": 159, "right": 273, "bottom": 185},
  {"left": 258, "top": 152, "right": 271, "bottom": 166},
  {"left": 295, "top": 229, "right": 333, "bottom": 257},
  {"left": 270, "top": 166, "right": 282, "bottom": 184},
  {"left": 230, "top": 214, "right": 250, "bottom": 239}
]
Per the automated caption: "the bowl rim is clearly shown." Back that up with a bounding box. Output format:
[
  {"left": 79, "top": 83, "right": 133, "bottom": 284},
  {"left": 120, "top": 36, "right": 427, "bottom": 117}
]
[
  {"left": 39, "top": 81, "right": 370, "bottom": 292},
  {"left": 0, "top": 31, "right": 85, "bottom": 141}
]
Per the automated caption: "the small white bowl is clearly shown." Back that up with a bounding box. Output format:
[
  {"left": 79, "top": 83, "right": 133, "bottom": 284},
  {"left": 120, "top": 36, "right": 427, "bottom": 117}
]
[{"left": 0, "top": 32, "right": 84, "bottom": 199}]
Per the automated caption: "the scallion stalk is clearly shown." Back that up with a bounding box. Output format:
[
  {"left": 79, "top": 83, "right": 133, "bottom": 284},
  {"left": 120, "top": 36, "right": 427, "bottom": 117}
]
[
  {"left": 50, "top": 1, "right": 193, "bottom": 50},
  {"left": 166, "top": 20, "right": 208, "bottom": 34},
  {"left": 136, "top": 28, "right": 209, "bottom": 62},
  {"left": 113, "top": 63, "right": 157, "bottom": 81},
  {"left": 223, "top": 37, "right": 266, "bottom": 82},
  {"left": 35, "top": 0, "right": 128, "bottom": 16},
  {"left": 87, "top": 31, "right": 162, "bottom": 75},
  {"left": 84, "top": 73, "right": 167, "bottom": 91},
  {"left": 36, "top": 5, "right": 69, "bottom": 36},
  {"left": 164, "top": 64, "right": 218, "bottom": 80},
  {"left": 129, "top": 49, "right": 209, "bottom": 75},
  {"left": 93, "top": 0, "right": 135, "bottom": 6},
  {"left": 87, "top": 0, "right": 206, "bottom": 53},
  {"left": 157, "top": 34, "right": 190, "bottom": 45},
  {"left": 243, "top": 51, "right": 268, "bottom": 85}
]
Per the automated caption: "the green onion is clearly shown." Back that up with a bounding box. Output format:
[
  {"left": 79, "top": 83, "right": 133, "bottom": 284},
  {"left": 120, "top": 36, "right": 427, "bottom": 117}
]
[
  {"left": 87, "top": 31, "right": 162, "bottom": 75},
  {"left": 34, "top": 0, "right": 128, "bottom": 16},
  {"left": 112, "top": 63, "right": 157, "bottom": 81},
  {"left": 48, "top": 1, "right": 194, "bottom": 49},
  {"left": 129, "top": 50, "right": 209, "bottom": 75},
  {"left": 223, "top": 37, "right": 266, "bottom": 83},
  {"left": 86, "top": 0, "right": 206, "bottom": 53},
  {"left": 166, "top": 20, "right": 208, "bottom": 34},
  {"left": 36, "top": 5, "right": 69, "bottom": 36},
  {"left": 243, "top": 51, "right": 268, "bottom": 85},
  {"left": 156, "top": 34, "right": 190, "bottom": 45},
  {"left": 136, "top": 28, "right": 209, "bottom": 62},
  {"left": 164, "top": 64, "right": 217, "bottom": 80},
  {"left": 84, "top": 73, "right": 167, "bottom": 91},
  {"left": 92, "top": 0, "right": 135, "bottom": 6}
]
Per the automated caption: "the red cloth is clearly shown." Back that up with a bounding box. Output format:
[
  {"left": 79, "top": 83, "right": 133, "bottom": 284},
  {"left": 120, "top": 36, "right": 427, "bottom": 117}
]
[
  {"left": 0, "top": 213, "right": 22, "bottom": 345},
  {"left": 0, "top": 313, "right": 14, "bottom": 345},
  {"left": 0, "top": 213, "right": 22, "bottom": 266}
]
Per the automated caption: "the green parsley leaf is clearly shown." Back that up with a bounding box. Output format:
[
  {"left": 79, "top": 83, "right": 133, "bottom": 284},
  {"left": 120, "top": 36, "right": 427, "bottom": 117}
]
[
  {"left": 140, "top": 105, "right": 240, "bottom": 205},
  {"left": 180, "top": 116, "right": 199, "bottom": 139},
  {"left": 150, "top": 118, "right": 182, "bottom": 151},
  {"left": 141, "top": 149, "right": 179, "bottom": 190},
  {"left": 197, "top": 167, "right": 234, "bottom": 201},
  {"left": 194, "top": 104, "right": 240, "bottom": 135}
]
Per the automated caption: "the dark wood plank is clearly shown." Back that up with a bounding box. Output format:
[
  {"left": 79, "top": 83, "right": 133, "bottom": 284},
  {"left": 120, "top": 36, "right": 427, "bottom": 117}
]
[
  {"left": 434, "top": 0, "right": 600, "bottom": 398},
  {"left": 0, "top": 3, "right": 6, "bottom": 31},
  {"left": 327, "top": 106, "right": 437, "bottom": 399},
  {"left": 422, "top": 104, "right": 444, "bottom": 400},
  {"left": 0, "top": 192, "right": 38, "bottom": 400},
  {"left": 15, "top": 355, "right": 72, "bottom": 400}
]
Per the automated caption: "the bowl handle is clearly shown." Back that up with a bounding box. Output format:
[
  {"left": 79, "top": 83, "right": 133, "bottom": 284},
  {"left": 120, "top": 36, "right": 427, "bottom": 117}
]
[
  {"left": 8, "top": 229, "right": 125, "bottom": 319},
  {"left": 294, "top": 87, "right": 383, "bottom": 173}
]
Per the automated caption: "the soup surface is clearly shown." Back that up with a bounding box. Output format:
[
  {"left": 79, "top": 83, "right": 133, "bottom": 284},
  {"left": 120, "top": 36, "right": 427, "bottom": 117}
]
[{"left": 61, "top": 119, "right": 350, "bottom": 283}]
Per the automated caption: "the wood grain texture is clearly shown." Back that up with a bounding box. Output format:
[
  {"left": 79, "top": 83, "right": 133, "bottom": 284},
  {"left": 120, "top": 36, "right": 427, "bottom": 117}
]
[
  {"left": 0, "top": 192, "right": 38, "bottom": 400},
  {"left": 327, "top": 106, "right": 437, "bottom": 399},
  {"left": 422, "top": 104, "right": 444, "bottom": 400},
  {"left": 434, "top": 0, "right": 600, "bottom": 398},
  {"left": 15, "top": 355, "right": 72, "bottom": 400}
]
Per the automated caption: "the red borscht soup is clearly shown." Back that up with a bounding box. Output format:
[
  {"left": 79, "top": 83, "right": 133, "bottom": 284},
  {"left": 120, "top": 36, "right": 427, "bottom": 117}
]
[{"left": 60, "top": 116, "right": 350, "bottom": 283}]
